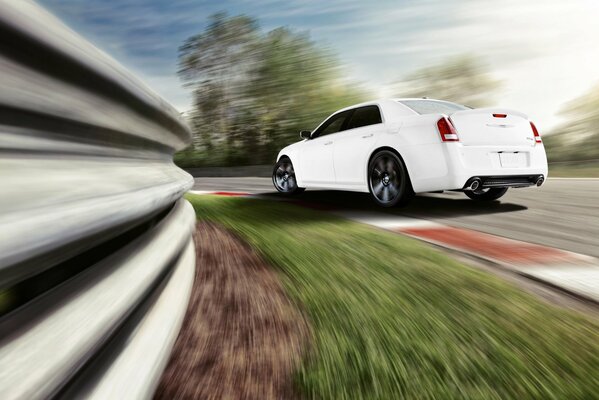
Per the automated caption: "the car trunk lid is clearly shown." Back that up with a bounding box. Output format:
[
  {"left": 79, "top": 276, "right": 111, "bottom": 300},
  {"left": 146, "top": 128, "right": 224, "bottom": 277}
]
[{"left": 449, "top": 108, "right": 535, "bottom": 147}]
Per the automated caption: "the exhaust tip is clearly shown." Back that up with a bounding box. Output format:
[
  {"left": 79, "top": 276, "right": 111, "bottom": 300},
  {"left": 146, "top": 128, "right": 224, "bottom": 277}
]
[
  {"left": 536, "top": 177, "right": 544, "bottom": 187},
  {"left": 468, "top": 178, "right": 481, "bottom": 191}
]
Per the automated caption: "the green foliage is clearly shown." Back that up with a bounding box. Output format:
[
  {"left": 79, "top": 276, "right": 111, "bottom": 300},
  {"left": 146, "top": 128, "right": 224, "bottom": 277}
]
[
  {"left": 178, "top": 13, "right": 367, "bottom": 167},
  {"left": 543, "top": 84, "right": 599, "bottom": 163},
  {"left": 548, "top": 161, "right": 599, "bottom": 177},
  {"left": 395, "top": 55, "right": 501, "bottom": 107},
  {"left": 188, "top": 194, "right": 599, "bottom": 399}
]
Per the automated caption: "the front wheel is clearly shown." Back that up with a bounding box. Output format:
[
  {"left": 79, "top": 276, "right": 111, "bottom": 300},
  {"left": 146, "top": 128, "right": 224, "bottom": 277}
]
[
  {"left": 272, "top": 158, "right": 305, "bottom": 195},
  {"left": 368, "top": 150, "right": 414, "bottom": 207},
  {"left": 464, "top": 187, "right": 508, "bottom": 201}
]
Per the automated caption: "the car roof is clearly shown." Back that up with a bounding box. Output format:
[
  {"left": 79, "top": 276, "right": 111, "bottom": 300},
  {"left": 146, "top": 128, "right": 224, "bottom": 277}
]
[
  {"left": 312, "top": 98, "right": 462, "bottom": 131},
  {"left": 335, "top": 98, "right": 458, "bottom": 112}
]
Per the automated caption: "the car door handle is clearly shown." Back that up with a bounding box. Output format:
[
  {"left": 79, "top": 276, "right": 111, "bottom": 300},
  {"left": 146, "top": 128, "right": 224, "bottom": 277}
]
[
  {"left": 361, "top": 133, "right": 373, "bottom": 138},
  {"left": 324, "top": 141, "right": 333, "bottom": 145}
]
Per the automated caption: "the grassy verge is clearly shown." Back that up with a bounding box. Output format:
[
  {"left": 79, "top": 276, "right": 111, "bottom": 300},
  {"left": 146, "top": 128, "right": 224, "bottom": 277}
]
[
  {"left": 549, "top": 161, "right": 599, "bottom": 178},
  {"left": 187, "top": 194, "right": 599, "bottom": 399}
]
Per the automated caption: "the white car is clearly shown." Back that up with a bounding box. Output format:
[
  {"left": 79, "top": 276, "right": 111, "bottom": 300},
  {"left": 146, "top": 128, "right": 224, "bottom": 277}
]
[{"left": 272, "top": 98, "right": 548, "bottom": 207}]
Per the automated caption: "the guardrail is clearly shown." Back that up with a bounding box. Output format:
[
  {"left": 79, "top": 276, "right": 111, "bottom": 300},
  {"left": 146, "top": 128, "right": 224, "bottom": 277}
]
[{"left": 0, "top": 1, "right": 195, "bottom": 399}]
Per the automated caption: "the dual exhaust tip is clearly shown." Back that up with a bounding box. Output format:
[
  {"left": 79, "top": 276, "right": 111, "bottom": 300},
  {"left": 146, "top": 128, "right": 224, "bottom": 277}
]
[
  {"left": 536, "top": 177, "right": 544, "bottom": 187},
  {"left": 466, "top": 176, "right": 545, "bottom": 191},
  {"left": 467, "top": 178, "right": 482, "bottom": 191}
]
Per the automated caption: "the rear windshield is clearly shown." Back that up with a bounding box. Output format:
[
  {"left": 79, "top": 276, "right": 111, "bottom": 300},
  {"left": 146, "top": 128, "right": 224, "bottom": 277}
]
[{"left": 398, "top": 100, "right": 470, "bottom": 115}]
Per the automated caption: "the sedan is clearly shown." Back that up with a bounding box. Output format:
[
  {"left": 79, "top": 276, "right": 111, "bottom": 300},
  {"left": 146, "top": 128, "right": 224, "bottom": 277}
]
[{"left": 273, "top": 98, "right": 548, "bottom": 207}]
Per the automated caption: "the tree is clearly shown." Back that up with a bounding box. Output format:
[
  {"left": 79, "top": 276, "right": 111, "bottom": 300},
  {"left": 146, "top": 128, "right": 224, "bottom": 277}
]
[
  {"left": 178, "top": 13, "right": 259, "bottom": 161},
  {"left": 394, "top": 55, "right": 501, "bottom": 108},
  {"left": 176, "top": 12, "right": 367, "bottom": 167},
  {"left": 543, "top": 84, "right": 599, "bottom": 162}
]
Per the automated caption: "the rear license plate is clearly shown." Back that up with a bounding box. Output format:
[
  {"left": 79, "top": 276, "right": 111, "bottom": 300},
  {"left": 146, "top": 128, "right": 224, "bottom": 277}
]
[{"left": 499, "top": 152, "right": 526, "bottom": 168}]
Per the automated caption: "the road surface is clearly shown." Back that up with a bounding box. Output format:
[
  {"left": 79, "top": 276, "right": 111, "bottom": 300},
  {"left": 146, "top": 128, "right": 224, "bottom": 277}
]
[{"left": 192, "top": 178, "right": 599, "bottom": 258}]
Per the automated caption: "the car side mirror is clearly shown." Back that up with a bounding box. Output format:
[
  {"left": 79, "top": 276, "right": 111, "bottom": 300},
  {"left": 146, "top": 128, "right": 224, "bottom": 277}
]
[{"left": 299, "top": 130, "right": 311, "bottom": 139}]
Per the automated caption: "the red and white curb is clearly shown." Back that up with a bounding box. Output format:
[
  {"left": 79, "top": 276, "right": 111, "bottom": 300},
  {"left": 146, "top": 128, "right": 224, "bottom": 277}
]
[
  {"left": 188, "top": 190, "right": 251, "bottom": 197},
  {"left": 188, "top": 190, "right": 599, "bottom": 303},
  {"left": 335, "top": 210, "right": 599, "bottom": 301}
]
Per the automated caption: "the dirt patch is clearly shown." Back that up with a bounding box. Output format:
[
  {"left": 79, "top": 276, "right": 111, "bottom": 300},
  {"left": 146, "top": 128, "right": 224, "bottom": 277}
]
[{"left": 154, "top": 222, "right": 309, "bottom": 400}]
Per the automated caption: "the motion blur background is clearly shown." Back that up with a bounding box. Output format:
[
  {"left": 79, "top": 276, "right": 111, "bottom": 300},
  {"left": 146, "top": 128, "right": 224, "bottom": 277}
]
[
  {"left": 39, "top": 0, "right": 599, "bottom": 174},
  {"left": 3, "top": 2, "right": 599, "bottom": 399}
]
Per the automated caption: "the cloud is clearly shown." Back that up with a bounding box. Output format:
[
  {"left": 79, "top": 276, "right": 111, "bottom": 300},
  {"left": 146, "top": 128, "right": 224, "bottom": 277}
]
[{"left": 39, "top": 0, "right": 599, "bottom": 128}]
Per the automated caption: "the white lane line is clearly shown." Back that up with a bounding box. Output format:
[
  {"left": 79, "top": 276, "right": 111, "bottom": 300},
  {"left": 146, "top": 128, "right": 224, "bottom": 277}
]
[
  {"left": 188, "top": 190, "right": 216, "bottom": 195},
  {"left": 332, "top": 210, "right": 440, "bottom": 230},
  {"left": 519, "top": 265, "right": 599, "bottom": 301}
]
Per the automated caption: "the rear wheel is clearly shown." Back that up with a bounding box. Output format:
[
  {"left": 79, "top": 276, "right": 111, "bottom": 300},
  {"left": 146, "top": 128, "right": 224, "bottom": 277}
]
[
  {"left": 272, "top": 158, "right": 305, "bottom": 195},
  {"left": 464, "top": 187, "right": 508, "bottom": 201},
  {"left": 368, "top": 150, "right": 414, "bottom": 207}
]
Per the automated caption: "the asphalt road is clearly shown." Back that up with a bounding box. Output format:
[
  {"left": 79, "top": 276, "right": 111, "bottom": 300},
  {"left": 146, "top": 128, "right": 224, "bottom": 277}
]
[{"left": 192, "top": 177, "right": 599, "bottom": 258}]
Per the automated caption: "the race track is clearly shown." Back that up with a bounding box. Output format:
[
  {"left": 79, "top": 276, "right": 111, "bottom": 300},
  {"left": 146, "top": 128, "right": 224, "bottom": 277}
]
[{"left": 192, "top": 177, "right": 599, "bottom": 258}]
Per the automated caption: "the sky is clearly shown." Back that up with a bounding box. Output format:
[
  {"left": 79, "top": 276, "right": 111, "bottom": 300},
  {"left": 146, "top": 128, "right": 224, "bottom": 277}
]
[{"left": 39, "top": 0, "right": 599, "bottom": 131}]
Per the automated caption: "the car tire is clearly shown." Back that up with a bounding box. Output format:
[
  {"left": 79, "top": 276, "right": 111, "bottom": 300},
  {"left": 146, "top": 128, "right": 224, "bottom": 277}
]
[
  {"left": 464, "top": 187, "right": 508, "bottom": 201},
  {"left": 272, "top": 158, "right": 305, "bottom": 195},
  {"left": 368, "top": 150, "right": 414, "bottom": 207}
]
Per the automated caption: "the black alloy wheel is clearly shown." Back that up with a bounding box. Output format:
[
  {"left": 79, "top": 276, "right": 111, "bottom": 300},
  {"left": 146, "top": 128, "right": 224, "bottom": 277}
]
[
  {"left": 368, "top": 150, "right": 413, "bottom": 207},
  {"left": 272, "top": 158, "right": 305, "bottom": 195}
]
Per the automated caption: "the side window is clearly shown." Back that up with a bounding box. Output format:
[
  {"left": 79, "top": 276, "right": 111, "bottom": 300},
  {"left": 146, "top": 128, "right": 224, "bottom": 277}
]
[
  {"left": 346, "top": 105, "right": 382, "bottom": 130},
  {"left": 312, "top": 110, "right": 352, "bottom": 138}
]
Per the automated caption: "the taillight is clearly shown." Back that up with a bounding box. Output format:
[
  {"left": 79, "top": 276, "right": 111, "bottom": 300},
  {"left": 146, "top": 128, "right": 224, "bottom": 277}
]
[
  {"left": 530, "top": 121, "right": 542, "bottom": 144},
  {"left": 437, "top": 117, "right": 459, "bottom": 142},
  {"left": 493, "top": 113, "right": 507, "bottom": 118}
]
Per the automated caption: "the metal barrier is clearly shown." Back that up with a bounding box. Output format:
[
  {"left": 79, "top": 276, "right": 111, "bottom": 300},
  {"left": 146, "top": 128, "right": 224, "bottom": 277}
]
[{"left": 0, "top": 1, "right": 196, "bottom": 398}]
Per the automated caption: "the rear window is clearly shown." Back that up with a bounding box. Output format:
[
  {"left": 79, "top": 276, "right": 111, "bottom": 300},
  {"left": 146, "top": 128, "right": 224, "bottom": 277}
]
[
  {"left": 398, "top": 100, "right": 469, "bottom": 115},
  {"left": 346, "top": 105, "right": 382, "bottom": 130}
]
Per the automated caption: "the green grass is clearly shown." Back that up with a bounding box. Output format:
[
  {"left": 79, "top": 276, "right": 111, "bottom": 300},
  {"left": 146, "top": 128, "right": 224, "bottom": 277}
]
[
  {"left": 187, "top": 194, "right": 599, "bottom": 399},
  {"left": 549, "top": 161, "right": 599, "bottom": 178}
]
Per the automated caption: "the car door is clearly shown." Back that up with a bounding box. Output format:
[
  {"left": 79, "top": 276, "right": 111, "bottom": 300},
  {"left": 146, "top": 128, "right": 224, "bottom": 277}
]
[
  {"left": 299, "top": 110, "right": 352, "bottom": 185},
  {"left": 333, "top": 105, "right": 382, "bottom": 185}
]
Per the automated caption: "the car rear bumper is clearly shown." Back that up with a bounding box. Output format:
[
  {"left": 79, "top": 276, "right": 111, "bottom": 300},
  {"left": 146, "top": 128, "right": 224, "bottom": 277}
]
[
  {"left": 445, "top": 143, "right": 548, "bottom": 190},
  {"left": 463, "top": 174, "right": 545, "bottom": 190},
  {"left": 406, "top": 142, "right": 549, "bottom": 193}
]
